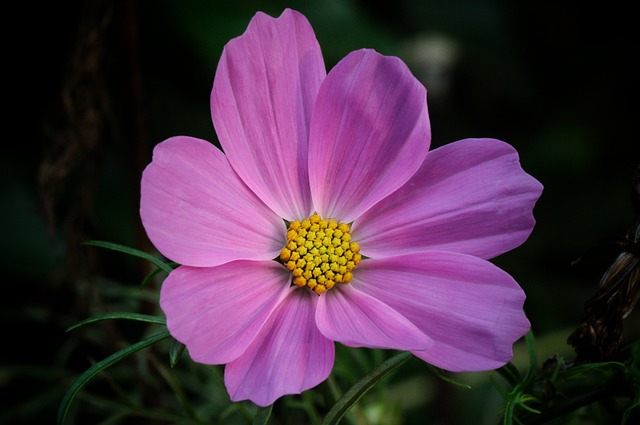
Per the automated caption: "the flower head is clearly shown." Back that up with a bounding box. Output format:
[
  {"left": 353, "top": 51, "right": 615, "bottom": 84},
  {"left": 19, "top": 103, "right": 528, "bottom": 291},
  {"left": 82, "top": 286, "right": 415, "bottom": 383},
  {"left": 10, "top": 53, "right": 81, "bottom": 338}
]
[{"left": 140, "top": 9, "right": 543, "bottom": 407}]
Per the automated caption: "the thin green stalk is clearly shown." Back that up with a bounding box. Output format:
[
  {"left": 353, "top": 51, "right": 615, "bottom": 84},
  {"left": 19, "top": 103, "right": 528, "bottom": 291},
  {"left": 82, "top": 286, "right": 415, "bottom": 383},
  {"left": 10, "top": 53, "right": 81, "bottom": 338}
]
[
  {"left": 65, "top": 312, "right": 166, "bottom": 333},
  {"left": 496, "top": 363, "right": 523, "bottom": 388},
  {"left": 253, "top": 405, "right": 272, "bottom": 425},
  {"left": 302, "top": 391, "right": 322, "bottom": 425},
  {"left": 321, "top": 352, "right": 411, "bottom": 425},
  {"left": 57, "top": 331, "right": 171, "bottom": 425},
  {"left": 82, "top": 240, "right": 174, "bottom": 274},
  {"left": 523, "top": 330, "right": 538, "bottom": 384}
]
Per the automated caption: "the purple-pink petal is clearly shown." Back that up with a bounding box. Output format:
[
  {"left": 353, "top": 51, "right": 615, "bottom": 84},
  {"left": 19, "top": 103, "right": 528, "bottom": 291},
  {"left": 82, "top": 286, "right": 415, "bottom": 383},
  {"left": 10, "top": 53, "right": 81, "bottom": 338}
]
[
  {"left": 160, "top": 261, "right": 291, "bottom": 365},
  {"left": 351, "top": 252, "right": 529, "bottom": 371},
  {"left": 140, "top": 137, "right": 285, "bottom": 267},
  {"left": 316, "top": 284, "right": 431, "bottom": 351},
  {"left": 225, "top": 288, "right": 335, "bottom": 406},
  {"left": 141, "top": 7, "right": 544, "bottom": 407},
  {"left": 353, "top": 138, "right": 543, "bottom": 260},
  {"left": 210, "top": 9, "right": 325, "bottom": 220},
  {"left": 308, "top": 49, "right": 430, "bottom": 223}
]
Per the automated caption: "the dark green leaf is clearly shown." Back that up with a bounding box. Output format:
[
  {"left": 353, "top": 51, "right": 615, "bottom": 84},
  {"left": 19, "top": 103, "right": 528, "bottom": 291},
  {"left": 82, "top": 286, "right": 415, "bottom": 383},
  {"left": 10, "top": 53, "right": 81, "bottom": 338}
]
[
  {"left": 83, "top": 240, "right": 174, "bottom": 274},
  {"left": 141, "top": 267, "right": 163, "bottom": 287},
  {"left": 496, "top": 362, "right": 523, "bottom": 388},
  {"left": 65, "top": 312, "right": 166, "bottom": 333},
  {"left": 253, "top": 404, "right": 273, "bottom": 425},
  {"left": 57, "top": 331, "right": 171, "bottom": 425},
  {"left": 426, "top": 364, "right": 471, "bottom": 389},
  {"left": 321, "top": 351, "right": 411, "bottom": 425},
  {"left": 523, "top": 330, "right": 538, "bottom": 384},
  {"left": 169, "top": 338, "right": 186, "bottom": 368}
]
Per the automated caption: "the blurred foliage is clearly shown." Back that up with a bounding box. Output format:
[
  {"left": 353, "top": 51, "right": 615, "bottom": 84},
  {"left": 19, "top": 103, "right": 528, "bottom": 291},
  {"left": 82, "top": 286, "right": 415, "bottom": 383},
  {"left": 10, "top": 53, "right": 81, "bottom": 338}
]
[{"left": 3, "top": 0, "right": 639, "bottom": 424}]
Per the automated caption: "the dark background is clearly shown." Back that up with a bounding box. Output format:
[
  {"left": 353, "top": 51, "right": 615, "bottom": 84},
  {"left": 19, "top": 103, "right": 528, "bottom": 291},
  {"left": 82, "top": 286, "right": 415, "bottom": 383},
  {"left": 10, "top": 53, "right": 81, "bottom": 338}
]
[{"left": 3, "top": 0, "right": 638, "bottom": 424}]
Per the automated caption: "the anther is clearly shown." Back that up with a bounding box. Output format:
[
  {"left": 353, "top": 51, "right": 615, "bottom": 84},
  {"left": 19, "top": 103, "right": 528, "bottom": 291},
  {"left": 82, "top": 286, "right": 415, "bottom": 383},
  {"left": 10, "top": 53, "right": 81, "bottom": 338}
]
[{"left": 279, "top": 213, "right": 360, "bottom": 295}]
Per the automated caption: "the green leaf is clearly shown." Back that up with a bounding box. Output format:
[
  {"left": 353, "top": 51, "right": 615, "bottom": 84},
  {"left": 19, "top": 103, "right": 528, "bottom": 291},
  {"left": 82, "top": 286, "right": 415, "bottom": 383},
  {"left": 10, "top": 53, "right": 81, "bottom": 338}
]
[
  {"left": 523, "top": 329, "right": 538, "bottom": 384},
  {"left": 561, "top": 360, "right": 627, "bottom": 377},
  {"left": 169, "top": 338, "right": 186, "bottom": 368},
  {"left": 83, "top": 240, "right": 174, "bottom": 274},
  {"left": 57, "top": 331, "right": 171, "bottom": 425},
  {"left": 65, "top": 312, "right": 166, "bottom": 333},
  {"left": 496, "top": 362, "right": 523, "bottom": 388},
  {"left": 141, "top": 267, "right": 163, "bottom": 287},
  {"left": 426, "top": 364, "right": 471, "bottom": 389},
  {"left": 252, "top": 404, "right": 273, "bottom": 425},
  {"left": 624, "top": 342, "right": 640, "bottom": 424},
  {"left": 321, "top": 351, "right": 411, "bottom": 425}
]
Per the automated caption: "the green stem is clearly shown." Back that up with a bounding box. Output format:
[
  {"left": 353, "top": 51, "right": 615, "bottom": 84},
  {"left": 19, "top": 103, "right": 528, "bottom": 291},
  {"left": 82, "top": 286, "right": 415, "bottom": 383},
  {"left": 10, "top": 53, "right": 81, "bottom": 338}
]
[
  {"left": 82, "top": 240, "right": 174, "bottom": 274},
  {"left": 327, "top": 375, "right": 343, "bottom": 401},
  {"left": 516, "top": 365, "right": 634, "bottom": 424},
  {"left": 496, "top": 363, "right": 523, "bottom": 388},
  {"left": 519, "top": 383, "right": 622, "bottom": 424},
  {"left": 57, "top": 331, "right": 171, "bottom": 425},
  {"left": 301, "top": 391, "right": 322, "bottom": 425},
  {"left": 523, "top": 330, "right": 538, "bottom": 384},
  {"left": 252, "top": 405, "right": 272, "bottom": 425},
  {"left": 326, "top": 375, "right": 359, "bottom": 425},
  {"left": 321, "top": 351, "right": 412, "bottom": 425}
]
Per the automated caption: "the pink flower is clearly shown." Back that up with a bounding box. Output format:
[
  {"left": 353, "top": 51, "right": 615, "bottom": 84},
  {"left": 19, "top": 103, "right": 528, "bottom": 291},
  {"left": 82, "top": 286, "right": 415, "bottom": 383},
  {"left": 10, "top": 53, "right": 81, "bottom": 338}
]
[{"left": 140, "top": 9, "right": 543, "bottom": 407}]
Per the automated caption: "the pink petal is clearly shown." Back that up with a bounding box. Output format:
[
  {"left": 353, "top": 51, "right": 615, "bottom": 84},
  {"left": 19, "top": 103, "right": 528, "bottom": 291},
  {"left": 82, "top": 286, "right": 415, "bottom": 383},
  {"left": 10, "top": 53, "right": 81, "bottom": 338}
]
[
  {"left": 308, "top": 49, "right": 430, "bottom": 222},
  {"left": 210, "top": 9, "right": 325, "bottom": 220},
  {"left": 352, "top": 252, "right": 530, "bottom": 371},
  {"left": 160, "top": 261, "right": 291, "bottom": 365},
  {"left": 353, "top": 138, "right": 543, "bottom": 260},
  {"left": 140, "top": 137, "right": 285, "bottom": 267},
  {"left": 316, "top": 284, "right": 431, "bottom": 351},
  {"left": 225, "top": 288, "right": 334, "bottom": 406}
]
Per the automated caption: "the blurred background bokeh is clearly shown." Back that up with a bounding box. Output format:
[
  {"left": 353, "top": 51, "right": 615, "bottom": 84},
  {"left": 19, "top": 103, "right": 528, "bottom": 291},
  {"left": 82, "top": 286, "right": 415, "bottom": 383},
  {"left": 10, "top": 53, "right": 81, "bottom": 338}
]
[{"left": 3, "top": 0, "right": 638, "bottom": 424}]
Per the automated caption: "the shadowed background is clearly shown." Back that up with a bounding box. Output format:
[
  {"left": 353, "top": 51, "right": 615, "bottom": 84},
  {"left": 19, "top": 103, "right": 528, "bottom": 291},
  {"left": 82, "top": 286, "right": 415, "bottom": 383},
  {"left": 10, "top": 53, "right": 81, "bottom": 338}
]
[{"left": 3, "top": 0, "right": 638, "bottom": 424}]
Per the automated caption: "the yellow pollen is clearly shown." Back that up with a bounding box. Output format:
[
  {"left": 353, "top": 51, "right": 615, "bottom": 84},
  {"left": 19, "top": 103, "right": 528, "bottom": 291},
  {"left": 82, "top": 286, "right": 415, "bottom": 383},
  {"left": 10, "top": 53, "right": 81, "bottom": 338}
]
[{"left": 280, "top": 213, "right": 361, "bottom": 295}]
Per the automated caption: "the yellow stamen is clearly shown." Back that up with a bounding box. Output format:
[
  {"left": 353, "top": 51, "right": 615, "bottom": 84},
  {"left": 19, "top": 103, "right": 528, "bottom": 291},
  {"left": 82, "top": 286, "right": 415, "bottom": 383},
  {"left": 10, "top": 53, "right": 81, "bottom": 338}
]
[{"left": 279, "top": 213, "right": 361, "bottom": 295}]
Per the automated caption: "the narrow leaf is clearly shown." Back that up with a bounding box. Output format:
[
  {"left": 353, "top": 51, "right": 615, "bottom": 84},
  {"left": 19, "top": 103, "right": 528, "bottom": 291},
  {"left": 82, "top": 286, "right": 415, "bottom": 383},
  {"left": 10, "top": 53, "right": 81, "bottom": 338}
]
[
  {"left": 65, "top": 312, "right": 166, "bottom": 333},
  {"left": 83, "top": 240, "right": 174, "bottom": 274},
  {"left": 426, "top": 364, "right": 471, "bottom": 389},
  {"left": 321, "top": 351, "right": 411, "bottom": 425},
  {"left": 490, "top": 372, "right": 509, "bottom": 399},
  {"left": 141, "top": 267, "right": 163, "bottom": 287},
  {"left": 496, "top": 362, "right": 523, "bottom": 388},
  {"left": 169, "top": 338, "right": 186, "bottom": 368},
  {"left": 523, "top": 330, "right": 538, "bottom": 384},
  {"left": 502, "top": 398, "right": 516, "bottom": 425},
  {"left": 57, "top": 331, "right": 171, "bottom": 425},
  {"left": 253, "top": 404, "right": 273, "bottom": 425}
]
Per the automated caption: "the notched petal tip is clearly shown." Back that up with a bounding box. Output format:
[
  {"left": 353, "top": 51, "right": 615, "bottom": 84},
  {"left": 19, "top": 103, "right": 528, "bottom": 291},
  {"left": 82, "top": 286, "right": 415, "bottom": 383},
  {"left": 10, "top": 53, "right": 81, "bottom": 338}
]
[
  {"left": 354, "top": 137, "right": 543, "bottom": 260},
  {"left": 210, "top": 7, "right": 325, "bottom": 220}
]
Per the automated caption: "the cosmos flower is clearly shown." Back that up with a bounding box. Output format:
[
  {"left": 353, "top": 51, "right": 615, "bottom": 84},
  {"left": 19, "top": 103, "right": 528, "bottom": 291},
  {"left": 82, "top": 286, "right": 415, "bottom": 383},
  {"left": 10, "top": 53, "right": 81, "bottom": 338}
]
[{"left": 140, "top": 9, "right": 543, "bottom": 407}]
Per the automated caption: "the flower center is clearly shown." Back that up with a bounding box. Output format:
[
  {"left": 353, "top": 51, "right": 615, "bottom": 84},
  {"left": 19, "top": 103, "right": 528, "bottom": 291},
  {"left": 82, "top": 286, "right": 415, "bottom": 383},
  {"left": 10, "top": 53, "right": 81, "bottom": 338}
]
[{"left": 279, "top": 213, "right": 362, "bottom": 295}]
